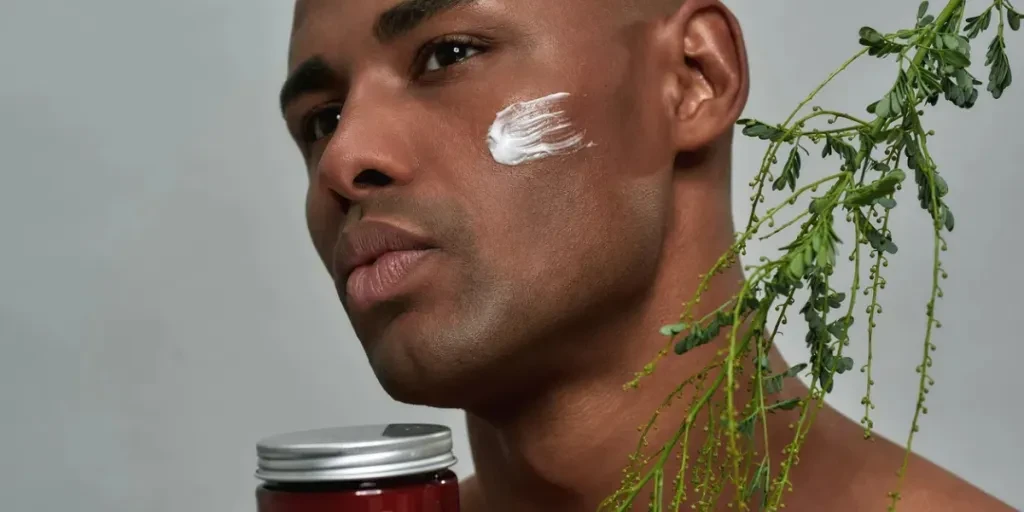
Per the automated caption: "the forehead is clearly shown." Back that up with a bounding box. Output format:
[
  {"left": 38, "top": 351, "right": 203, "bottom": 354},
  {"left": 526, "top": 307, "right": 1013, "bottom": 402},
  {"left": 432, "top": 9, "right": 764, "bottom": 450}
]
[
  {"left": 291, "top": 0, "right": 489, "bottom": 36},
  {"left": 293, "top": 0, "right": 379, "bottom": 25},
  {"left": 288, "top": 0, "right": 469, "bottom": 68},
  {"left": 287, "top": 0, "right": 615, "bottom": 67}
]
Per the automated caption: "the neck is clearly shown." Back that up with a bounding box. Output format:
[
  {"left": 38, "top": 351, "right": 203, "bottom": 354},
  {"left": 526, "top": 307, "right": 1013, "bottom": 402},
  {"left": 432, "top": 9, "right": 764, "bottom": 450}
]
[{"left": 463, "top": 177, "right": 805, "bottom": 510}]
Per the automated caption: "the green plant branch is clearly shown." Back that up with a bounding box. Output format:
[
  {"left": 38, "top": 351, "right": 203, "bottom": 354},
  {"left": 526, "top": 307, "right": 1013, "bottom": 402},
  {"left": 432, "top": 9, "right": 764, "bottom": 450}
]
[
  {"left": 888, "top": 109, "right": 947, "bottom": 511},
  {"left": 601, "top": 0, "right": 1019, "bottom": 509}
]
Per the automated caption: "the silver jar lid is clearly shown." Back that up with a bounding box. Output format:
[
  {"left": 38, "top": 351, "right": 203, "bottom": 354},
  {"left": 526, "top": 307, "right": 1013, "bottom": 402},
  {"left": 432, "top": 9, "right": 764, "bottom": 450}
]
[{"left": 255, "top": 424, "right": 457, "bottom": 483}]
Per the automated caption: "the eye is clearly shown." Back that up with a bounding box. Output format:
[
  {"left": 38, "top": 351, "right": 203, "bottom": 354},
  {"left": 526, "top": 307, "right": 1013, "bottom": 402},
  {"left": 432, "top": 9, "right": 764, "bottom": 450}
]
[
  {"left": 300, "top": 105, "right": 342, "bottom": 145},
  {"left": 420, "top": 38, "right": 484, "bottom": 74}
]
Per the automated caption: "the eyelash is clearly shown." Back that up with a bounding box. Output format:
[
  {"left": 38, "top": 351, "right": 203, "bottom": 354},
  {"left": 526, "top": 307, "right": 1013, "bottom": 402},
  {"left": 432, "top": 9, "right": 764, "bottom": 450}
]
[
  {"left": 412, "top": 34, "right": 489, "bottom": 78},
  {"left": 298, "top": 34, "right": 489, "bottom": 148}
]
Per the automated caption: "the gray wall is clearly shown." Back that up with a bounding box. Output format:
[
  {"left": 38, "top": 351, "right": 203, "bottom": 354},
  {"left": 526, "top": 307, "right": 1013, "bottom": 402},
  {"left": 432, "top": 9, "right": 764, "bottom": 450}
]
[{"left": 1, "top": 0, "right": 1020, "bottom": 510}]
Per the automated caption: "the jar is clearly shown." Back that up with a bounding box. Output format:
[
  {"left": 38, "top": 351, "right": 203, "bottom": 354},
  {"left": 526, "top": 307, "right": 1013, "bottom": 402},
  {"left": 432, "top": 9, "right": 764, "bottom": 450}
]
[{"left": 255, "top": 423, "right": 460, "bottom": 512}]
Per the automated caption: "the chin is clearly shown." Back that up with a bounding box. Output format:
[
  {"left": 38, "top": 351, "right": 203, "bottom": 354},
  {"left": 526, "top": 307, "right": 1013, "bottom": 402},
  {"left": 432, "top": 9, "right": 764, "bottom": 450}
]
[
  {"left": 357, "top": 287, "right": 534, "bottom": 409},
  {"left": 369, "top": 358, "right": 486, "bottom": 409},
  {"left": 360, "top": 323, "right": 479, "bottom": 409},
  {"left": 365, "top": 332, "right": 522, "bottom": 411},
  {"left": 375, "top": 374, "right": 465, "bottom": 409}
]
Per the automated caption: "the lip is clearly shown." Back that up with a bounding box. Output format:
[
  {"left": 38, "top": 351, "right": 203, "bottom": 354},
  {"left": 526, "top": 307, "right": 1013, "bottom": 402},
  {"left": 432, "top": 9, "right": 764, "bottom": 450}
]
[{"left": 337, "top": 220, "right": 438, "bottom": 309}]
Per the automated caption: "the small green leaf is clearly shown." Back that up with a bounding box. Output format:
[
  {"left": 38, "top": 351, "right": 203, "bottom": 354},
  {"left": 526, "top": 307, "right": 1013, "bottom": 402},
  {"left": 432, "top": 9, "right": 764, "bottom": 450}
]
[
  {"left": 875, "top": 93, "right": 892, "bottom": 118},
  {"left": 939, "top": 48, "right": 971, "bottom": 68},
  {"left": 771, "top": 398, "right": 802, "bottom": 411},
  {"left": 859, "top": 26, "right": 885, "bottom": 46},
  {"left": 674, "top": 322, "right": 718, "bottom": 355},
  {"left": 934, "top": 174, "right": 949, "bottom": 197},
  {"left": 821, "top": 135, "right": 857, "bottom": 171},
  {"left": 985, "top": 36, "right": 1013, "bottom": 98},
  {"left": 943, "top": 66, "right": 981, "bottom": 108},
  {"left": 918, "top": 14, "right": 935, "bottom": 28},
  {"left": 941, "top": 33, "right": 960, "bottom": 50},
  {"left": 876, "top": 197, "right": 897, "bottom": 209},
  {"left": 839, "top": 356, "right": 855, "bottom": 373},
  {"left": 815, "top": 244, "right": 834, "bottom": 270},
  {"left": 827, "top": 322, "right": 846, "bottom": 340},
  {"left": 943, "top": 206, "right": 956, "bottom": 231},
  {"left": 737, "top": 414, "right": 756, "bottom": 438},
  {"left": 884, "top": 128, "right": 902, "bottom": 144},
  {"left": 864, "top": 227, "right": 898, "bottom": 255},
  {"left": 809, "top": 197, "right": 828, "bottom": 215},
  {"left": 955, "top": 68, "right": 974, "bottom": 90},
  {"left": 738, "top": 119, "right": 786, "bottom": 141},
  {"left": 659, "top": 323, "right": 687, "bottom": 336},
  {"left": 957, "top": 36, "right": 973, "bottom": 56},
  {"left": 843, "top": 170, "right": 907, "bottom": 207},
  {"left": 788, "top": 254, "right": 805, "bottom": 280},
  {"left": 745, "top": 457, "right": 770, "bottom": 502},
  {"left": 917, "top": 1, "right": 929, "bottom": 20},
  {"left": 916, "top": 67, "right": 943, "bottom": 95},
  {"left": 965, "top": 12, "right": 992, "bottom": 39},
  {"left": 885, "top": 240, "right": 899, "bottom": 254},
  {"left": 774, "top": 145, "right": 803, "bottom": 192},
  {"left": 785, "top": 363, "right": 808, "bottom": 378},
  {"left": 1009, "top": 10, "right": 1021, "bottom": 31}
]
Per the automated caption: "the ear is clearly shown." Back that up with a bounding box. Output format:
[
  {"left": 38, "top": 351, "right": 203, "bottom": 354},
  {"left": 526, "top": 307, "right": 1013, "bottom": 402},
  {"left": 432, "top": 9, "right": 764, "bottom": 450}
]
[{"left": 657, "top": 0, "right": 749, "bottom": 152}]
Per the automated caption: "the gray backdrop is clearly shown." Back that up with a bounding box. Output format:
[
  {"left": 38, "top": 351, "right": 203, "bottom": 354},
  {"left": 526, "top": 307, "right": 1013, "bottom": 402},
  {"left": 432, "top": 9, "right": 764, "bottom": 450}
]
[{"left": 1, "top": 0, "right": 1021, "bottom": 510}]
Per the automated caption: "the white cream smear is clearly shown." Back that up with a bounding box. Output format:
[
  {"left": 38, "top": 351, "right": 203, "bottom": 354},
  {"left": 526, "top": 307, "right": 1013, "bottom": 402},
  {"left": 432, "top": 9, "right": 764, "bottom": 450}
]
[{"left": 486, "top": 92, "right": 593, "bottom": 166}]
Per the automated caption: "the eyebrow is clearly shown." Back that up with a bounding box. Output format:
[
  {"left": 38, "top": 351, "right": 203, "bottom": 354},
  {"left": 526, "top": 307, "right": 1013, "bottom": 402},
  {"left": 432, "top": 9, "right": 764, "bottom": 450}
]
[
  {"left": 279, "top": 0, "right": 477, "bottom": 113},
  {"left": 374, "top": 0, "right": 477, "bottom": 43},
  {"left": 279, "top": 56, "right": 339, "bottom": 114}
]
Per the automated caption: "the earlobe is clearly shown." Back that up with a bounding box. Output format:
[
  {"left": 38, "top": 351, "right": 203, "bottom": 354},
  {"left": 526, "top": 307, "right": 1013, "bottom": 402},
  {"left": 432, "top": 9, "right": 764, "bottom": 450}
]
[{"left": 660, "top": 0, "right": 749, "bottom": 152}]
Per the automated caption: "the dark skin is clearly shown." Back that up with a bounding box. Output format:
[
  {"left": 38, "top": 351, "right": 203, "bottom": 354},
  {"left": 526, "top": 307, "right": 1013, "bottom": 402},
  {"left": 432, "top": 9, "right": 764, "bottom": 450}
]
[{"left": 282, "top": 0, "right": 1013, "bottom": 509}]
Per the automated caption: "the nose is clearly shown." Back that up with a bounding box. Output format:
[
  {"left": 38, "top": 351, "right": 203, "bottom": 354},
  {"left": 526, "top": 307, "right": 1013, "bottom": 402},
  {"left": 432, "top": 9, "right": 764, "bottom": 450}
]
[{"left": 315, "top": 86, "right": 417, "bottom": 206}]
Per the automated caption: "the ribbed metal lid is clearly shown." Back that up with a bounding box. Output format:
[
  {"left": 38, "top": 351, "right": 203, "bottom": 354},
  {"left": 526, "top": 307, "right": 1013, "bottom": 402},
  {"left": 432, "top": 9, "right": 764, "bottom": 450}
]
[{"left": 255, "top": 424, "right": 457, "bottom": 483}]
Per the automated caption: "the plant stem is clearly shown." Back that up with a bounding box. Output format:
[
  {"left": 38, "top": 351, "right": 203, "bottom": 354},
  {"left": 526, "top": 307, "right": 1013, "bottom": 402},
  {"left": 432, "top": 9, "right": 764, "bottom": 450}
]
[
  {"left": 745, "top": 48, "right": 871, "bottom": 231},
  {"left": 889, "top": 111, "right": 945, "bottom": 512}
]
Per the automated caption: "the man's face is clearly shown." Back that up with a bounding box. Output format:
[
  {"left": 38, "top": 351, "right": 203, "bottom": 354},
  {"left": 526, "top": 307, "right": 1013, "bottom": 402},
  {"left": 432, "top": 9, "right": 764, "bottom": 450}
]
[{"left": 283, "top": 0, "right": 680, "bottom": 406}]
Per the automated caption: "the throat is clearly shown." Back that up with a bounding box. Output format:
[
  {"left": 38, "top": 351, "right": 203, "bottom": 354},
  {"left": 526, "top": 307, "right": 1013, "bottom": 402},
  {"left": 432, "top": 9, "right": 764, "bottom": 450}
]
[
  {"left": 461, "top": 325, "right": 750, "bottom": 510},
  {"left": 463, "top": 341, "right": 800, "bottom": 511}
]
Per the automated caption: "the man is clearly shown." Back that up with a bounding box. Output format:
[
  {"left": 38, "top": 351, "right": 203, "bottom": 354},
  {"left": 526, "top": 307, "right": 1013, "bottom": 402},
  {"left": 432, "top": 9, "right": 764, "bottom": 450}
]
[{"left": 279, "top": 0, "right": 1012, "bottom": 509}]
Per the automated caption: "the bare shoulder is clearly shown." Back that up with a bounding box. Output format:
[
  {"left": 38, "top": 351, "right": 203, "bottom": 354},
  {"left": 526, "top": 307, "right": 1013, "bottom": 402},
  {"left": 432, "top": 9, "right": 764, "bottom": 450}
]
[
  {"left": 882, "top": 459, "right": 1014, "bottom": 511},
  {"left": 788, "top": 453, "right": 1013, "bottom": 511},
  {"left": 787, "top": 410, "right": 1013, "bottom": 512},
  {"left": 837, "top": 443, "right": 1014, "bottom": 511}
]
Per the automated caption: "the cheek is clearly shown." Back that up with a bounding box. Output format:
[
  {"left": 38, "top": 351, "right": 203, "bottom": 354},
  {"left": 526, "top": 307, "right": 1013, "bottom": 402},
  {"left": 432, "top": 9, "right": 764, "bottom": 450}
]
[
  {"left": 474, "top": 173, "right": 666, "bottom": 317},
  {"left": 479, "top": 162, "right": 617, "bottom": 278},
  {"left": 484, "top": 92, "right": 595, "bottom": 167},
  {"left": 452, "top": 78, "right": 668, "bottom": 282},
  {"left": 304, "top": 184, "right": 343, "bottom": 269}
]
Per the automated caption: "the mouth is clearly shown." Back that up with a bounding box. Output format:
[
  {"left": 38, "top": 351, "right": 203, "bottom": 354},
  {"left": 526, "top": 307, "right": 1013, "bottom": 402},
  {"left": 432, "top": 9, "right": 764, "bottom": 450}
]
[
  {"left": 338, "top": 221, "right": 439, "bottom": 311},
  {"left": 345, "top": 248, "right": 439, "bottom": 310}
]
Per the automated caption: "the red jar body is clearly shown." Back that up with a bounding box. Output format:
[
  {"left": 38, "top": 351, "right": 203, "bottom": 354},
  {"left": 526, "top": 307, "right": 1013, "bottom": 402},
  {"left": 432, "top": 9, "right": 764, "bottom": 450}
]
[
  {"left": 255, "top": 424, "right": 459, "bottom": 512},
  {"left": 257, "top": 469, "right": 460, "bottom": 512}
]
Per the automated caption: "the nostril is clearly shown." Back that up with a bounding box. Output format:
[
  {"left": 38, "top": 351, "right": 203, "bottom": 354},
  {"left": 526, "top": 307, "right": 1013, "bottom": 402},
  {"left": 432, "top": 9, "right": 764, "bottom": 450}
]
[{"left": 353, "top": 169, "right": 393, "bottom": 187}]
